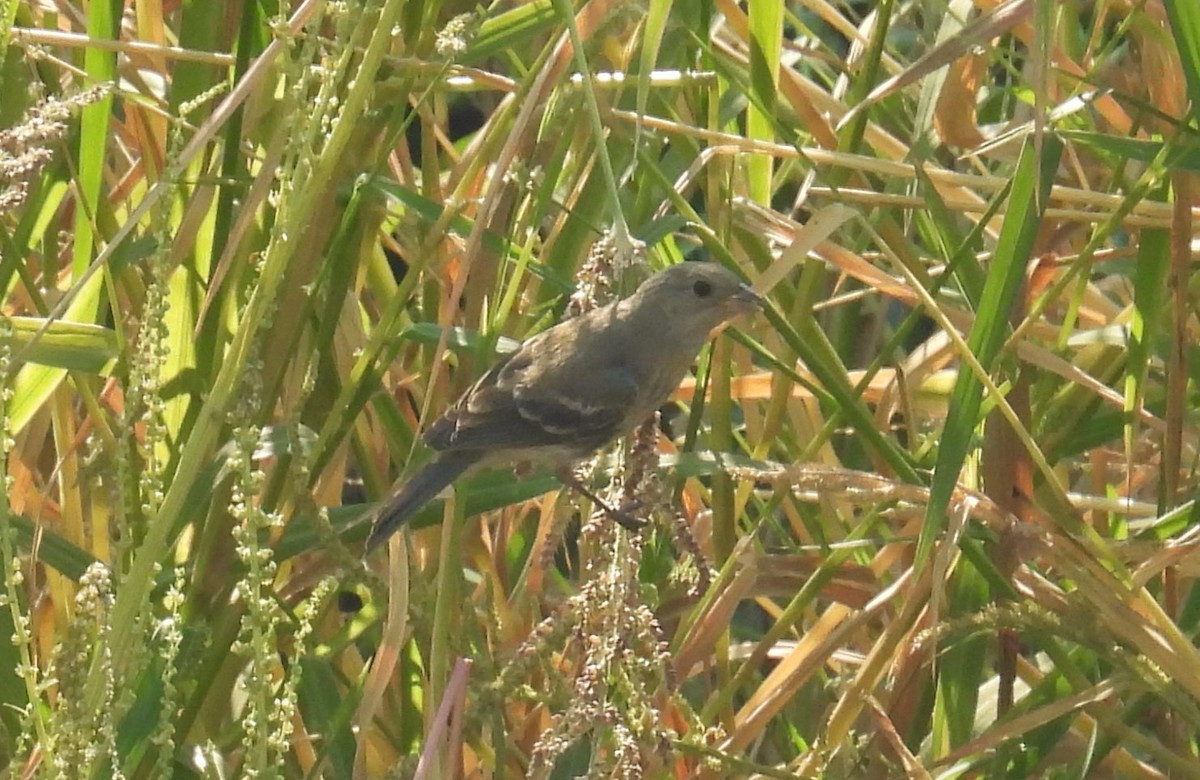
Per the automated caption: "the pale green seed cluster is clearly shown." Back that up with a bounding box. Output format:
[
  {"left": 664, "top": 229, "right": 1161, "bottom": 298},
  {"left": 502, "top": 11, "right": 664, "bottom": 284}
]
[
  {"left": 145, "top": 568, "right": 187, "bottom": 779},
  {"left": 227, "top": 417, "right": 289, "bottom": 776},
  {"left": 0, "top": 318, "right": 43, "bottom": 766},
  {"left": 436, "top": 14, "right": 475, "bottom": 58},
  {"left": 0, "top": 87, "right": 107, "bottom": 213},
  {"left": 46, "top": 562, "right": 123, "bottom": 778}
]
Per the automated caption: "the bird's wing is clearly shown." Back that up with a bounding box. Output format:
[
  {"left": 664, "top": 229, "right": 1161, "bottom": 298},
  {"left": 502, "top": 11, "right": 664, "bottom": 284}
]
[
  {"left": 421, "top": 349, "right": 524, "bottom": 450},
  {"left": 423, "top": 336, "right": 639, "bottom": 454},
  {"left": 511, "top": 376, "right": 633, "bottom": 442}
]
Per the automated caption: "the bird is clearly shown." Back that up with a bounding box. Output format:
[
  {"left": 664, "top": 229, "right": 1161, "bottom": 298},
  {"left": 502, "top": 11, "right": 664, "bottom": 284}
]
[{"left": 365, "top": 261, "right": 763, "bottom": 551}]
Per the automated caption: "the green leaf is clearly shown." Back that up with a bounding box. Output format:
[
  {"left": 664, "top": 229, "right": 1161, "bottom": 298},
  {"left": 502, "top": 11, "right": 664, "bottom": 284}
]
[
  {"left": 1059, "top": 129, "right": 1200, "bottom": 171},
  {"left": 917, "top": 135, "right": 1062, "bottom": 569},
  {"left": 8, "top": 274, "right": 106, "bottom": 434},
  {"left": 8, "top": 316, "right": 118, "bottom": 373}
]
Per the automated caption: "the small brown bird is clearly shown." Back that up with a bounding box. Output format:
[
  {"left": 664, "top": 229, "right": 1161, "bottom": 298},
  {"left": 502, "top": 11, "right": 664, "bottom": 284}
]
[{"left": 366, "top": 262, "right": 762, "bottom": 550}]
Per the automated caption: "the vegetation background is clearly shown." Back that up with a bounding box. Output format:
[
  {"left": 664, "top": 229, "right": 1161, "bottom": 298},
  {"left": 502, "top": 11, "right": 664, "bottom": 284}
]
[{"left": 2, "top": 0, "right": 1200, "bottom": 777}]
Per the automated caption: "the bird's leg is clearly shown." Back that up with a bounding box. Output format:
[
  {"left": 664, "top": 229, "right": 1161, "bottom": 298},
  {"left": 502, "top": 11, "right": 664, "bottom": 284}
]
[{"left": 556, "top": 468, "right": 647, "bottom": 531}]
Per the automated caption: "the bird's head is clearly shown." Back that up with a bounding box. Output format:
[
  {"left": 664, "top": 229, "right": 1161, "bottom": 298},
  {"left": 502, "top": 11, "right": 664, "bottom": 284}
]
[{"left": 627, "top": 262, "right": 763, "bottom": 337}]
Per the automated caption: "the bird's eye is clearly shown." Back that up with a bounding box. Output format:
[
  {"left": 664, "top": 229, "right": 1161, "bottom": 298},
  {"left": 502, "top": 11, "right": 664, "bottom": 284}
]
[{"left": 693, "top": 280, "right": 713, "bottom": 298}]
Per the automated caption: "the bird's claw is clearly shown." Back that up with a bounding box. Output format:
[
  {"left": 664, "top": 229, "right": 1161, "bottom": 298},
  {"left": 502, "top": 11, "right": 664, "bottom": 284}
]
[
  {"left": 608, "top": 500, "right": 647, "bottom": 531},
  {"left": 557, "top": 468, "right": 649, "bottom": 532}
]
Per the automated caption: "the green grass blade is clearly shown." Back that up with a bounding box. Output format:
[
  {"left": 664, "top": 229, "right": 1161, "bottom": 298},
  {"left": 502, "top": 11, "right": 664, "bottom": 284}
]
[{"left": 917, "top": 135, "right": 1062, "bottom": 569}]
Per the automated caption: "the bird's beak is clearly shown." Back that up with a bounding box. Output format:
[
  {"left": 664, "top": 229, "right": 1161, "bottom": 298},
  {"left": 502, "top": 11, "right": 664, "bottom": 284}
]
[{"left": 726, "top": 284, "right": 764, "bottom": 317}]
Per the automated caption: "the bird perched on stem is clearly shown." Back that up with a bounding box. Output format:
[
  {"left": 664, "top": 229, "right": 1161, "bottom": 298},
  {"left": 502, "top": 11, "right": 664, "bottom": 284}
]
[{"left": 365, "top": 261, "right": 762, "bottom": 551}]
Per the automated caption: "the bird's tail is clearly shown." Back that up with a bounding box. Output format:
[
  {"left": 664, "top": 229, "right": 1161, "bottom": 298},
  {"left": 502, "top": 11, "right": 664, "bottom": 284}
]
[{"left": 365, "top": 450, "right": 480, "bottom": 551}]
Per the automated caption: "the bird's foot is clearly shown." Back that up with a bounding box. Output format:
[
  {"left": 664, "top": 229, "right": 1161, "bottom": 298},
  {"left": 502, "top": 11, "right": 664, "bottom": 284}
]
[
  {"left": 607, "top": 501, "right": 647, "bottom": 531},
  {"left": 557, "top": 469, "right": 647, "bottom": 532}
]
